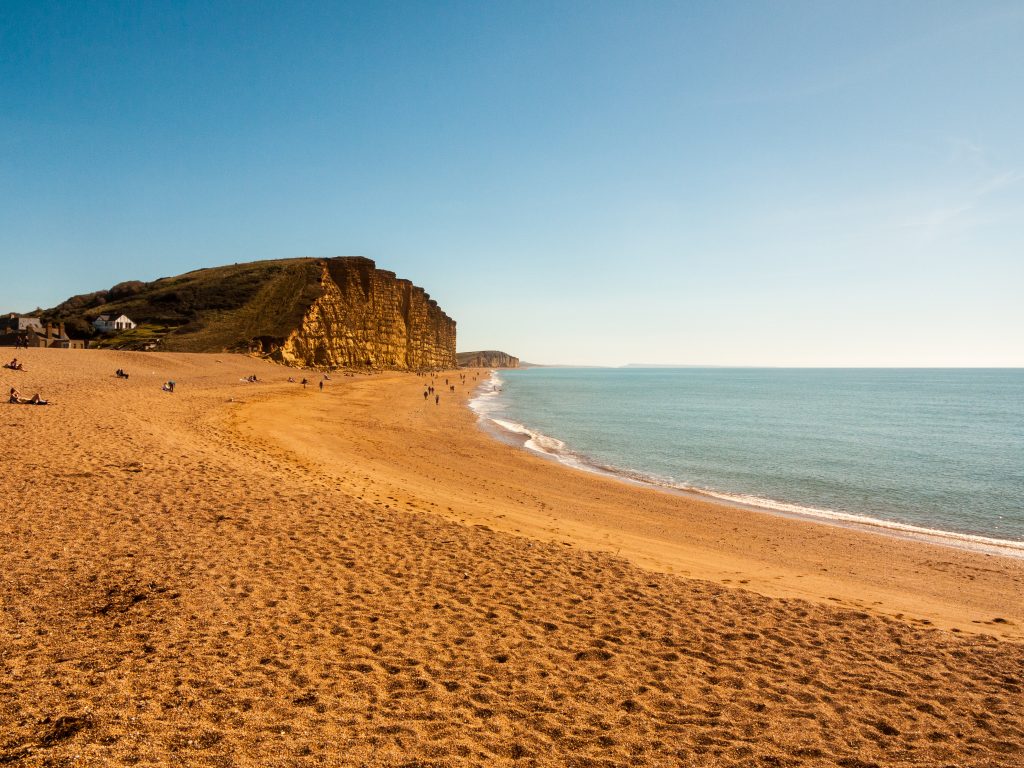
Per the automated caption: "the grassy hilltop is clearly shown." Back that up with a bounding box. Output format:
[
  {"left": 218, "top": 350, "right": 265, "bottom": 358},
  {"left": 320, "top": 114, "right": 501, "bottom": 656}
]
[{"left": 43, "top": 258, "right": 327, "bottom": 352}]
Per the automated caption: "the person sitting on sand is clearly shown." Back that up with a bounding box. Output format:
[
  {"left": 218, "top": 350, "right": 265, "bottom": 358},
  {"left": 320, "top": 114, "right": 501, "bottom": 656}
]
[
  {"left": 4, "top": 358, "right": 25, "bottom": 371},
  {"left": 9, "top": 387, "right": 48, "bottom": 405},
  {"left": 162, "top": 381, "right": 176, "bottom": 393}
]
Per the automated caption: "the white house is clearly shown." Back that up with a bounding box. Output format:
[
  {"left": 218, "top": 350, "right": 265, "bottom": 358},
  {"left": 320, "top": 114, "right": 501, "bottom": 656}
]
[{"left": 93, "top": 313, "right": 136, "bottom": 334}]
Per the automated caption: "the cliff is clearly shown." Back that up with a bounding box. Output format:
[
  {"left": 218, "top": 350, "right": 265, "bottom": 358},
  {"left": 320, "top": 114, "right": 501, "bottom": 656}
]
[
  {"left": 42, "top": 257, "right": 456, "bottom": 370},
  {"left": 457, "top": 350, "right": 520, "bottom": 369}
]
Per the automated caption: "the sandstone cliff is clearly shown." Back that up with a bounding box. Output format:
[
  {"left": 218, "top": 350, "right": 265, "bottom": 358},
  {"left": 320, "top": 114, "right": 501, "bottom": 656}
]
[
  {"left": 457, "top": 350, "right": 520, "bottom": 368},
  {"left": 43, "top": 257, "right": 457, "bottom": 370},
  {"left": 271, "top": 258, "right": 456, "bottom": 370}
]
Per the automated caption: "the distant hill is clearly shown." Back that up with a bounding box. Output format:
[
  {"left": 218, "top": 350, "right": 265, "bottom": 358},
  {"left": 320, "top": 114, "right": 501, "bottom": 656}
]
[
  {"left": 457, "top": 350, "right": 519, "bottom": 368},
  {"left": 41, "top": 257, "right": 456, "bottom": 370}
]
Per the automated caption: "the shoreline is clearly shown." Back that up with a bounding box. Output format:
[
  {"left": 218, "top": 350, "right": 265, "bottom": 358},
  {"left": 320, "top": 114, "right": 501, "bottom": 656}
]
[
  {"left": 236, "top": 366, "right": 1024, "bottom": 640},
  {"left": 470, "top": 369, "right": 1024, "bottom": 560}
]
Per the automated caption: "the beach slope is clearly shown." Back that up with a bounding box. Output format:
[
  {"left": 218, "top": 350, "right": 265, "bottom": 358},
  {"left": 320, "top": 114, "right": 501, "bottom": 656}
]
[{"left": 1, "top": 350, "right": 1021, "bottom": 767}]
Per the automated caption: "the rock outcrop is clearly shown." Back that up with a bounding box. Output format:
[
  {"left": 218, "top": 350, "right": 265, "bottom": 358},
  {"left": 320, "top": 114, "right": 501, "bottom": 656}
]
[
  {"left": 272, "top": 258, "right": 456, "bottom": 370},
  {"left": 457, "top": 350, "right": 520, "bottom": 369},
  {"left": 43, "top": 257, "right": 457, "bottom": 370}
]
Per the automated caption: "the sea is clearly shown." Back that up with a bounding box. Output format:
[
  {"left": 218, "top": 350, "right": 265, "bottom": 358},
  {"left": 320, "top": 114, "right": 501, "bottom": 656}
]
[{"left": 469, "top": 368, "right": 1024, "bottom": 553}]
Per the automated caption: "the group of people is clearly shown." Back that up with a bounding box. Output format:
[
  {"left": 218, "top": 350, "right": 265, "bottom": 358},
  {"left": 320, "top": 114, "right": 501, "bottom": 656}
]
[
  {"left": 293, "top": 375, "right": 329, "bottom": 391},
  {"left": 423, "top": 382, "right": 443, "bottom": 405},
  {"left": 8, "top": 357, "right": 467, "bottom": 408},
  {"left": 113, "top": 366, "right": 177, "bottom": 392}
]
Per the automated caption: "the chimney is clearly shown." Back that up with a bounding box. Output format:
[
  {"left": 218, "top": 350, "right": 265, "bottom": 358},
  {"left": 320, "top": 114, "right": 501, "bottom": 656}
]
[
  {"left": 58, "top": 322, "right": 65, "bottom": 338},
  {"left": 45, "top": 323, "right": 53, "bottom": 340}
]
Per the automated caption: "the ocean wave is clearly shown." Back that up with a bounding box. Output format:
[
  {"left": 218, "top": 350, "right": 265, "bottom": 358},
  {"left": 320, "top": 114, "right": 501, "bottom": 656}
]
[
  {"left": 467, "top": 370, "right": 505, "bottom": 417},
  {"left": 692, "top": 488, "right": 1024, "bottom": 556},
  {"left": 468, "top": 371, "right": 1024, "bottom": 558}
]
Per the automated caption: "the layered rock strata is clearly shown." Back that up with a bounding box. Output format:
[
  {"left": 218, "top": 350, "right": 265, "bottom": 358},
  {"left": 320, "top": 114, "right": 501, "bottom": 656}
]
[
  {"left": 276, "top": 258, "right": 456, "bottom": 370},
  {"left": 457, "top": 350, "right": 520, "bottom": 368}
]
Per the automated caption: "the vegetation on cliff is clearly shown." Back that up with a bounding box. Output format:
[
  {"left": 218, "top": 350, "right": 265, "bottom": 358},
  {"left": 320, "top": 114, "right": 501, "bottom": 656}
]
[{"left": 42, "top": 257, "right": 456, "bottom": 370}]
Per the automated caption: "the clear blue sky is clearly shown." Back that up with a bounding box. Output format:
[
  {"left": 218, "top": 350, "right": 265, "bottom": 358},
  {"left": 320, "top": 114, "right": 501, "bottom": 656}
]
[{"left": 2, "top": 1, "right": 1022, "bottom": 365}]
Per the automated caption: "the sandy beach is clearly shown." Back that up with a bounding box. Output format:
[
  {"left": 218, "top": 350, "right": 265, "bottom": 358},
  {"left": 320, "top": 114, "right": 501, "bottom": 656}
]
[{"left": 2, "top": 348, "right": 1022, "bottom": 767}]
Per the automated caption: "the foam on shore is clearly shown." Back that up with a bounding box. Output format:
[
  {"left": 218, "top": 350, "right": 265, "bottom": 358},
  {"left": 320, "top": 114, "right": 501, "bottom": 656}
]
[{"left": 470, "top": 370, "right": 1024, "bottom": 559}]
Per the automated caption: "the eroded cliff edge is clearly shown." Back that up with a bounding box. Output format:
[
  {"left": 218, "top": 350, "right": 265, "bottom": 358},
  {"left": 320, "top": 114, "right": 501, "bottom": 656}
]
[
  {"left": 457, "top": 351, "right": 520, "bottom": 368},
  {"left": 269, "top": 258, "right": 456, "bottom": 370},
  {"left": 43, "top": 256, "right": 457, "bottom": 370}
]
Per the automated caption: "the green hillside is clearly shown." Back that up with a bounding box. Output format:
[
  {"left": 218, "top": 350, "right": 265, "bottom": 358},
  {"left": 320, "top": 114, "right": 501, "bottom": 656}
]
[{"left": 43, "top": 258, "right": 326, "bottom": 352}]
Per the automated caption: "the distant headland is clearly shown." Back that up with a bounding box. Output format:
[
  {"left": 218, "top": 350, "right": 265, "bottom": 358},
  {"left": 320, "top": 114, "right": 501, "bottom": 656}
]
[{"left": 457, "top": 350, "right": 520, "bottom": 369}]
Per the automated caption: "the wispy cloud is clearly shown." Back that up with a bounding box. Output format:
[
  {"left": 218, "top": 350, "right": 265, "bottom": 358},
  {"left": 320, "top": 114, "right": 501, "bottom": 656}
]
[
  {"left": 722, "top": 4, "right": 1024, "bottom": 107},
  {"left": 900, "top": 170, "right": 1024, "bottom": 243},
  {"left": 945, "top": 137, "right": 985, "bottom": 162}
]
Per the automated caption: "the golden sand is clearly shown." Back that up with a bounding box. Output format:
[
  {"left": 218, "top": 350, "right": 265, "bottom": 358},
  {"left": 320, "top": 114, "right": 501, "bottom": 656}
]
[{"left": 1, "top": 349, "right": 1022, "bottom": 767}]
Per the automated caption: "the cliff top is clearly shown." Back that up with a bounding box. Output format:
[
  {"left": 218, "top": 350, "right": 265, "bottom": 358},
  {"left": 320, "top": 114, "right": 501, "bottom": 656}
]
[{"left": 41, "top": 257, "right": 455, "bottom": 358}]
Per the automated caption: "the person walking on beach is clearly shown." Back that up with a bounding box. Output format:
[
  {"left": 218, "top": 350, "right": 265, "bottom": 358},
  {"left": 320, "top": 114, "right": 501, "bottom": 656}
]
[
  {"left": 435, "top": 394, "right": 439, "bottom": 405},
  {"left": 301, "top": 378, "right": 308, "bottom": 388},
  {"left": 319, "top": 380, "right": 323, "bottom": 391}
]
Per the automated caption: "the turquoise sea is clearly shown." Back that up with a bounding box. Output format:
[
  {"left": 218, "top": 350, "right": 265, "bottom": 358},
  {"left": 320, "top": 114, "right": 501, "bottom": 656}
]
[{"left": 470, "top": 368, "right": 1024, "bottom": 551}]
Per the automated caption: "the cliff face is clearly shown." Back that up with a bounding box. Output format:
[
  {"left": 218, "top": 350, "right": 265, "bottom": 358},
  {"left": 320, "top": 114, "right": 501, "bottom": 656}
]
[
  {"left": 43, "top": 256, "right": 457, "bottom": 371},
  {"left": 276, "top": 258, "right": 456, "bottom": 370},
  {"left": 457, "top": 350, "right": 520, "bottom": 369}
]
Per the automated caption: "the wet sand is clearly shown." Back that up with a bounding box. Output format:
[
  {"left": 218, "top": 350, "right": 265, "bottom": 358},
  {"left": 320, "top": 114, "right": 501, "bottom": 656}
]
[{"left": 1, "top": 349, "right": 1022, "bottom": 767}]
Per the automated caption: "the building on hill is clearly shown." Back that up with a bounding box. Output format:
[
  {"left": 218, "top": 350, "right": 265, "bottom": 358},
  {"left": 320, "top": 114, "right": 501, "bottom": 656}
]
[
  {"left": 40, "top": 257, "right": 456, "bottom": 369},
  {"left": 93, "top": 313, "right": 136, "bottom": 334},
  {"left": 0, "top": 314, "right": 44, "bottom": 334},
  {"left": 0, "top": 322, "right": 87, "bottom": 349}
]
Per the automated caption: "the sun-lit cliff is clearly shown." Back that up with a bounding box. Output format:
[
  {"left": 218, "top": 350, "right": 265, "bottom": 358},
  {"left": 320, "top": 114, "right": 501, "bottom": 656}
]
[{"left": 43, "top": 257, "right": 456, "bottom": 370}]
